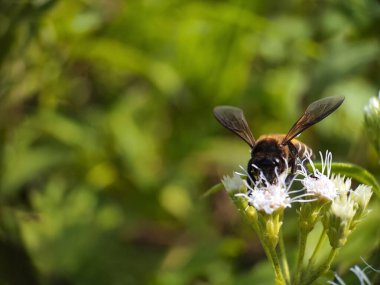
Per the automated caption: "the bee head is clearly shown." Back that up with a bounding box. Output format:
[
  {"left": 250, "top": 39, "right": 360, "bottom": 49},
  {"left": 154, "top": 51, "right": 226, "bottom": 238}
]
[{"left": 249, "top": 139, "right": 286, "bottom": 184}]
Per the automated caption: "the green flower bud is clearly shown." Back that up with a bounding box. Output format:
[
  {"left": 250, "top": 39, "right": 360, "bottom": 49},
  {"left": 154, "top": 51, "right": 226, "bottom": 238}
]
[
  {"left": 323, "top": 194, "right": 356, "bottom": 248},
  {"left": 259, "top": 211, "right": 283, "bottom": 248},
  {"left": 244, "top": 204, "right": 257, "bottom": 221},
  {"left": 298, "top": 200, "right": 329, "bottom": 233},
  {"left": 222, "top": 173, "right": 258, "bottom": 225},
  {"left": 350, "top": 184, "right": 372, "bottom": 230},
  {"left": 351, "top": 185, "right": 372, "bottom": 212}
]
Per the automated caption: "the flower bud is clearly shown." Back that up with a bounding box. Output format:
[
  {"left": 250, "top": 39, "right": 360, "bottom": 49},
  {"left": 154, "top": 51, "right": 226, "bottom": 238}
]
[
  {"left": 259, "top": 211, "right": 282, "bottom": 248},
  {"left": 298, "top": 200, "right": 329, "bottom": 233},
  {"left": 364, "top": 91, "right": 380, "bottom": 156},
  {"left": 332, "top": 175, "right": 351, "bottom": 195},
  {"left": 222, "top": 174, "right": 258, "bottom": 223},
  {"left": 222, "top": 173, "right": 245, "bottom": 195},
  {"left": 351, "top": 185, "right": 372, "bottom": 212},
  {"left": 350, "top": 184, "right": 372, "bottom": 230},
  {"left": 323, "top": 194, "right": 356, "bottom": 248}
]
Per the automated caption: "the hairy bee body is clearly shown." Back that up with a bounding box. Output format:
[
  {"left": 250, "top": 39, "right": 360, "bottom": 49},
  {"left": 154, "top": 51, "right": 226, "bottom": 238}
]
[
  {"left": 248, "top": 134, "right": 311, "bottom": 183},
  {"left": 254, "top": 134, "right": 312, "bottom": 161}
]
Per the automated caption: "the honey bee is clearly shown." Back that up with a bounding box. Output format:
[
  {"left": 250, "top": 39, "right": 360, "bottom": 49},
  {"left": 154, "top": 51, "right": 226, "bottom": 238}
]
[{"left": 213, "top": 96, "right": 345, "bottom": 184}]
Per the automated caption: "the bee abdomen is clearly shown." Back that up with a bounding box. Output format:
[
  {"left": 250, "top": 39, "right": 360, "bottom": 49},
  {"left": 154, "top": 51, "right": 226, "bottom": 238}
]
[{"left": 293, "top": 140, "right": 313, "bottom": 159}]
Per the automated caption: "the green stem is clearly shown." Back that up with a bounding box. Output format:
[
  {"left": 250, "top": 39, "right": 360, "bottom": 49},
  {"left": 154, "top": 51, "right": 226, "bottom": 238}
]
[
  {"left": 278, "top": 230, "right": 290, "bottom": 284},
  {"left": 254, "top": 220, "right": 286, "bottom": 284},
  {"left": 244, "top": 208, "right": 286, "bottom": 284},
  {"left": 267, "top": 243, "right": 286, "bottom": 285},
  {"left": 302, "top": 247, "right": 339, "bottom": 285},
  {"left": 259, "top": 238, "right": 275, "bottom": 267},
  {"left": 307, "top": 228, "right": 326, "bottom": 271},
  {"left": 293, "top": 230, "right": 308, "bottom": 285}
]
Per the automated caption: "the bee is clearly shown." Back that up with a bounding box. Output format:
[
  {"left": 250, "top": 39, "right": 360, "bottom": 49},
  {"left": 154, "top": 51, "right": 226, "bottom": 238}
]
[{"left": 213, "top": 96, "right": 345, "bottom": 184}]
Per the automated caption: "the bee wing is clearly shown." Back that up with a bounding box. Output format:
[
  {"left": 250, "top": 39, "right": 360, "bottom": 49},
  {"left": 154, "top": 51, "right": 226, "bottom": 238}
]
[
  {"left": 282, "top": 96, "right": 345, "bottom": 145},
  {"left": 213, "top": 106, "right": 256, "bottom": 147}
]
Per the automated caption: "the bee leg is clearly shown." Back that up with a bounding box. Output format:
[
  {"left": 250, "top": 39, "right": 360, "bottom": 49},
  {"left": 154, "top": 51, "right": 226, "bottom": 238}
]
[
  {"left": 246, "top": 158, "right": 256, "bottom": 187},
  {"left": 286, "top": 141, "right": 299, "bottom": 176},
  {"left": 285, "top": 173, "right": 295, "bottom": 185},
  {"left": 285, "top": 142, "right": 298, "bottom": 185}
]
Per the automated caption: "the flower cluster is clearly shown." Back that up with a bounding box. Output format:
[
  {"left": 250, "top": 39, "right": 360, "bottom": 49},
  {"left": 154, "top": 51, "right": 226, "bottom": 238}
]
[
  {"left": 221, "top": 150, "right": 374, "bottom": 285},
  {"left": 234, "top": 169, "right": 291, "bottom": 215},
  {"left": 222, "top": 151, "right": 372, "bottom": 220}
]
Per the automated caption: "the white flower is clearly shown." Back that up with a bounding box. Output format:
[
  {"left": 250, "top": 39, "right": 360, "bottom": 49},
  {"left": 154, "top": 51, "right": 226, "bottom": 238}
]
[
  {"left": 332, "top": 175, "right": 351, "bottom": 195},
  {"left": 364, "top": 90, "right": 380, "bottom": 155},
  {"left": 328, "top": 258, "right": 378, "bottom": 285},
  {"left": 222, "top": 172, "right": 244, "bottom": 193},
  {"left": 323, "top": 193, "right": 357, "bottom": 248},
  {"left": 247, "top": 180, "right": 291, "bottom": 215},
  {"left": 364, "top": 90, "right": 380, "bottom": 115},
  {"left": 330, "top": 194, "right": 356, "bottom": 220},
  {"left": 235, "top": 165, "right": 307, "bottom": 215},
  {"left": 350, "top": 265, "right": 372, "bottom": 285},
  {"left": 298, "top": 151, "right": 338, "bottom": 201},
  {"left": 302, "top": 175, "right": 336, "bottom": 201},
  {"left": 351, "top": 184, "right": 373, "bottom": 211}
]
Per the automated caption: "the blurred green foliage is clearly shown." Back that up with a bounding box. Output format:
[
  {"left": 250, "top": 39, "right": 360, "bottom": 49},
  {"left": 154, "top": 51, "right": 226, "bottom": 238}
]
[{"left": 0, "top": 0, "right": 379, "bottom": 284}]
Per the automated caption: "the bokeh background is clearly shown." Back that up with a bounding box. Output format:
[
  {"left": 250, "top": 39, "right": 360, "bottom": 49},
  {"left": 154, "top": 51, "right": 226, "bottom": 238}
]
[{"left": 0, "top": 0, "right": 380, "bottom": 284}]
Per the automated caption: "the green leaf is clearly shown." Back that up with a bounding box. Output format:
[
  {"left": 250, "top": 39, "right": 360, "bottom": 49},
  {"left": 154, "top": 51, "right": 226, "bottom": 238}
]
[
  {"left": 201, "top": 183, "right": 224, "bottom": 199},
  {"left": 311, "top": 162, "right": 380, "bottom": 199}
]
